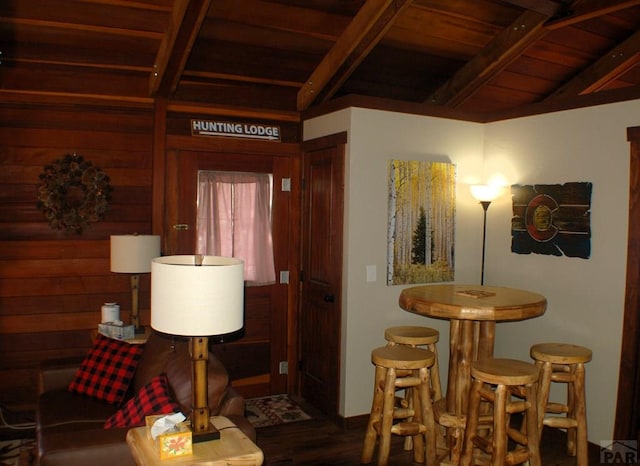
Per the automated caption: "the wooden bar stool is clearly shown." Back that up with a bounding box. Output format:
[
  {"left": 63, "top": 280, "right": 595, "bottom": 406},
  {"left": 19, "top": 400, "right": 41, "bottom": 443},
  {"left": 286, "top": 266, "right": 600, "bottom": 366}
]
[
  {"left": 385, "top": 326, "right": 443, "bottom": 401},
  {"left": 460, "top": 358, "right": 541, "bottom": 466},
  {"left": 385, "top": 325, "right": 444, "bottom": 452},
  {"left": 361, "top": 345, "right": 438, "bottom": 466},
  {"left": 530, "top": 342, "right": 592, "bottom": 466}
]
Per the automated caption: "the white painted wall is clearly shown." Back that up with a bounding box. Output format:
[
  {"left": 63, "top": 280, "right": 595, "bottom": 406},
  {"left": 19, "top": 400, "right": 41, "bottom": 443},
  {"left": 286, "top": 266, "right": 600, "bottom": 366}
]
[
  {"left": 484, "top": 102, "right": 638, "bottom": 443},
  {"left": 303, "top": 100, "right": 640, "bottom": 444}
]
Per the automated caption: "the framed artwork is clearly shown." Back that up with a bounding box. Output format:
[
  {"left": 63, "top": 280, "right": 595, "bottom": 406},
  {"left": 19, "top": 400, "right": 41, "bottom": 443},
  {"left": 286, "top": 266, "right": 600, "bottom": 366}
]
[
  {"left": 387, "top": 160, "right": 456, "bottom": 285},
  {"left": 511, "top": 182, "right": 592, "bottom": 258}
]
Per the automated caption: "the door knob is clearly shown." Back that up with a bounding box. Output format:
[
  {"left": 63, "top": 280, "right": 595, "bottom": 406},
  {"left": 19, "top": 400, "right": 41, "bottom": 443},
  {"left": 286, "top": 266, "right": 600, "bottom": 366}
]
[{"left": 323, "top": 295, "right": 335, "bottom": 303}]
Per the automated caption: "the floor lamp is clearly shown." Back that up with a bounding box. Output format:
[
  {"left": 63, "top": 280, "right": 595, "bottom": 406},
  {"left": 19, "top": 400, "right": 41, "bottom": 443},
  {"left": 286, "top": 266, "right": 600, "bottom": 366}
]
[
  {"left": 151, "top": 255, "right": 244, "bottom": 443},
  {"left": 110, "top": 234, "right": 161, "bottom": 333},
  {"left": 470, "top": 185, "right": 503, "bottom": 285}
]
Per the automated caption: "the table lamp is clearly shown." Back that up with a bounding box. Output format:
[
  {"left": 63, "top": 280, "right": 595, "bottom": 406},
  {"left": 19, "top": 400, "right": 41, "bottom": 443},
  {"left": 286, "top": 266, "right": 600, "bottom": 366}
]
[
  {"left": 470, "top": 184, "right": 503, "bottom": 285},
  {"left": 151, "top": 255, "right": 244, "bottom": 442},
  {"left": 110, "top": 234, "right": 161, "bottom": 333}
]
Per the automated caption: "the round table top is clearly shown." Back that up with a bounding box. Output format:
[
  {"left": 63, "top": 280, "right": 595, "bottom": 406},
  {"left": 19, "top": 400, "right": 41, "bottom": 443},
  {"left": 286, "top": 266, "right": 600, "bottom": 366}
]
[{"left": 399, "top": 284, "right": 547, "bottom": 322}]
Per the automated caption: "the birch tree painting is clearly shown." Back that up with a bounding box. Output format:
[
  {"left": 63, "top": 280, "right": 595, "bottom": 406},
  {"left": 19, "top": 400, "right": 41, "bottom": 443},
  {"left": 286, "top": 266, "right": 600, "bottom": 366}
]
[{"left": 387, "top": 160, "right": 455, "bottom": 285}]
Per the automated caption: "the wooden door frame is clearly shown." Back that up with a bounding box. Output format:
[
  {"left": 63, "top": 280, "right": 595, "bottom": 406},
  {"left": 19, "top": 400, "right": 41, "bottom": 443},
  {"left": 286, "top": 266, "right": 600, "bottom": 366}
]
[
  {"left": 158, "top": 134, "right": 302, "bottom": 396},
  {"left": 299, "top": 132, "right": 347, "bottom": 418},
  {"left": 614, "top": 126, "right": 640, "bottom": 440}
]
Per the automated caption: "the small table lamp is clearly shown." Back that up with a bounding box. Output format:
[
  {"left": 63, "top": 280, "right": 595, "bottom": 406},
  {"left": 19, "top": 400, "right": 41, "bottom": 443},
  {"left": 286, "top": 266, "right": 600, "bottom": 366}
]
[
  {"left": 110, "top": 234, "right": 161, "bottom": 333},
  {"left": 151, "top": 255, "right": 244, "bottom": 443},
  {"left": 470, "top": 184, "right": 503, "bottom": 285}
]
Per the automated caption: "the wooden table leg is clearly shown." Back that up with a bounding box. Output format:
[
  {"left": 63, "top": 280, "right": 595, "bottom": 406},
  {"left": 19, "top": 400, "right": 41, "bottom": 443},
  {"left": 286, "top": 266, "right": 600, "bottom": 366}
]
[
  {"left": 444, "top": 320, "right": 461, "bottom": 464},
  {"left": 457, "top": 321, "right": 475, "bottom": 416},
  {"left": 446, "top": 320, "right": 462, "bottom": 416},
  {"left": 477, "top": 321, "right": 495, "bottom": 361},
  {"left": 441, "top": 320, "right": 497, "bottom": 465},
  {"left": 443, "top": 320, "right": 476, "bottom": 465}
]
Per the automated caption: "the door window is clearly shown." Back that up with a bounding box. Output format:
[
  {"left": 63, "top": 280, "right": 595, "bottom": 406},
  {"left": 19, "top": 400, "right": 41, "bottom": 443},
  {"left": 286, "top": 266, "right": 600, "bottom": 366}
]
[{"left": 196, "top": 170, "right": 276, "bottom": 286}]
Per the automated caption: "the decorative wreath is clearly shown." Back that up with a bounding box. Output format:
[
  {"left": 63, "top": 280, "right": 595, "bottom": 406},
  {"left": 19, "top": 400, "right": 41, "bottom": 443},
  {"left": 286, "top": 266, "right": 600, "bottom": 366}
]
[{"left": 37, "top": 153, "right": 113, "bottom": 234}]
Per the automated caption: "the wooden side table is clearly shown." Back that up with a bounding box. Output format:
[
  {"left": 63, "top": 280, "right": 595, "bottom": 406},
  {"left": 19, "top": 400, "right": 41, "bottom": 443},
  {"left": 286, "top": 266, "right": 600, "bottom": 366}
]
[
  {"left": 126, "top": 416, "right": 263, "bottom": 465},
  {"left": 91, "top": 326, "right": 151, "bottom": 344}
]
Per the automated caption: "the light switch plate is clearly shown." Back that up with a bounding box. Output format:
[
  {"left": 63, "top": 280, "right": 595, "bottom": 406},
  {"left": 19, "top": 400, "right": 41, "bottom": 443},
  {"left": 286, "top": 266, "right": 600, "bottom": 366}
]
[{"left": 366, "top": 265, "right": 376, "bottom": 282}]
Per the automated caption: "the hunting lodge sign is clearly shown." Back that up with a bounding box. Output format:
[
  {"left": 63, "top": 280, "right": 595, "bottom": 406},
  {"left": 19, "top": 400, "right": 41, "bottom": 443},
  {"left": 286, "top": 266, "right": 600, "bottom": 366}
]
[{"left": 191, "top": 119, "right": 281, "bottom": 141}]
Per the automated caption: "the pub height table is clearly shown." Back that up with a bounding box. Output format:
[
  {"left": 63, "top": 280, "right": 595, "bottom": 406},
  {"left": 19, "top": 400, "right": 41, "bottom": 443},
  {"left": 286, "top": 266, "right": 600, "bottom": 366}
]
[{"left": 398, "top": 284, "right": 547, "bottom": 466}]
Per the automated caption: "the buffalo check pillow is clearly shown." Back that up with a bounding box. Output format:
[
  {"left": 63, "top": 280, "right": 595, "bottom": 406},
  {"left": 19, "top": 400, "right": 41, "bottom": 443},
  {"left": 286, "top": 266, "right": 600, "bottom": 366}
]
[
  {"left": 68, "top": 333, "right": 144, "bottom": 404},
  {"left": 104, "top": 374, "right": 180, "bottom": 428}
]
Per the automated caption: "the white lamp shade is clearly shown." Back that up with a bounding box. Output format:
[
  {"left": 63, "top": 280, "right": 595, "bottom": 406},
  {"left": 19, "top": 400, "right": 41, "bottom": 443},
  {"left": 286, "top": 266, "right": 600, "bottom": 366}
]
[
  {"left": 151, "top": 255, "right": 244, "bottom": 336},
  {"left": 470, "top": 184, "right": 504, "bottom": 202},
  {"left": 111, "top": 235, "right": 161, "bottom": 273}
]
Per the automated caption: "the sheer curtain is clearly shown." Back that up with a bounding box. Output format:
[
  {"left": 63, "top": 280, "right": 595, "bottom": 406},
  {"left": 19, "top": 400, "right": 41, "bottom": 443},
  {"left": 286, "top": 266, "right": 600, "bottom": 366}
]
[{"left": 196, "top": 171, "right": 276, "bottom": 286}]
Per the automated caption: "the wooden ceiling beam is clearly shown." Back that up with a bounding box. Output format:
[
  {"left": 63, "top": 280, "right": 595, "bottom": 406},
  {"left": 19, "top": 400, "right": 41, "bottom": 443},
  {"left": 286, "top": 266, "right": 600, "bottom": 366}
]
[
  {"left": 427, "top": 0, "right": 639, "bottom": 108},
  {"left": 0, "top": 17, "right": 163, "bottom": 39},
  {"left": 546, "top": 0, "right": 640, "bottom": 29},
  {"left": 0, "top": 89, "right": 154, "bottom": 108},
  {"left": 167, "top": 101, "right": 300, "bottom": 122},
  {"left": 149, "top": 0, "right": 211, "bottom": 97},
  {"left": 296, "top": 0, "right": 413, "bottom": 112},
  {"left": 427, "top": 9, "right": 555, "bottom": 107},
  {"left": 497, "top": 0, "right": 560, "bottom": 16},
  {"left": 182, "top": 71, "right": 301, "bottom": 88},
  {"left": 546, "top": 30, "right": 640, "bottom": 99}
]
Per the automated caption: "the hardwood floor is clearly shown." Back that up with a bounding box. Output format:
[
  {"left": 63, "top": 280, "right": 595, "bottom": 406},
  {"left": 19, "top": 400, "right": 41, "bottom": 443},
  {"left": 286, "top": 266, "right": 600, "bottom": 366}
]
[
  {"left": 1, "top": 403, "right": 604, "bottom": 465},
  {"left": 254, "top": 404, "right": 602, "bottom": 465}
]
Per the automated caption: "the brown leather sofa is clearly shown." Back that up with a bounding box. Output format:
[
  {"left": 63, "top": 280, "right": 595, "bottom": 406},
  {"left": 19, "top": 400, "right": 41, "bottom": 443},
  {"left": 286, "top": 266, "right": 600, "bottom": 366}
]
[{"left": 36, "top": 331, "right": 255, "bottom": 466}]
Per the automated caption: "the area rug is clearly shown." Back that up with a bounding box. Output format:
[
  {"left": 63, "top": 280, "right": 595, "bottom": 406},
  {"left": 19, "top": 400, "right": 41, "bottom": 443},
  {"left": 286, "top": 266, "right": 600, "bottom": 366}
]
[
  {"left": 245, "top": 394, "right": 312, "bottom": 428},
  {"left": 0, "top": 438, "right": 35, "bottom": 466}
]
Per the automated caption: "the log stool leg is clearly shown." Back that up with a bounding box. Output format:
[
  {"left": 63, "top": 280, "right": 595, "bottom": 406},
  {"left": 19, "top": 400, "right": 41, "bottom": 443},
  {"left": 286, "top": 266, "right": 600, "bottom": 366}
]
[
  {"left": 524, "top": 380, "right": 542, "bottom": 466},
  {"left": 418, "top": 366, "right": 438, "bottom": 466},
  {"left": 378, "top": 366, "right": 398, "bottom": 465},
  {"left": 460, "top": 377, "right": 482, "bottom": 466},
  {"left": 362, "top": 365, "right": 386, "bottom": 463},
  {"left": 572, "top": 362, "right": 588, "bottom": 463}
]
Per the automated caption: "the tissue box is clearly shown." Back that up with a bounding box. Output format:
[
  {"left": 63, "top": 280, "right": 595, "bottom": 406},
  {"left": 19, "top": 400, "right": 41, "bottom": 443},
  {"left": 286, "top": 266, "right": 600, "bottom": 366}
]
[
  {"left": 98, "top": 322, "right": 135, "bottom": 340},
  {"left": 145, "top": 415, "right": 192, "bottom": 459}
]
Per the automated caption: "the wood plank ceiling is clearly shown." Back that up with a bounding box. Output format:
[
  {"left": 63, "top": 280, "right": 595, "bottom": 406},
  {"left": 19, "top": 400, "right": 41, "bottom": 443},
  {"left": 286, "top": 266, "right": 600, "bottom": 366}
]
[{"left": 1, "top": 0, "right": 640, "bottom": 122}]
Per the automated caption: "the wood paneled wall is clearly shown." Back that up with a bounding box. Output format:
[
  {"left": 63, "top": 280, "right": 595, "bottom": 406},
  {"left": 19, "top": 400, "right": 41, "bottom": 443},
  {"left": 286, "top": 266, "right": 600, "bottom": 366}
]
[
  {"left": 0, "top": 101, "right": 155, "bottom": 409},
  {"left": 0, "top": 100, "right": 302, "bottom": 410}
]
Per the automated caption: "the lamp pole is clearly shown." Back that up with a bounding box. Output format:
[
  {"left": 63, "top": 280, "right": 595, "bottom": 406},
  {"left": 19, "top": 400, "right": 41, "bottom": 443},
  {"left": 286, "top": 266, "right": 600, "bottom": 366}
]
[
  {"left": 471, "top": 184, "right": 504, "bottom": 286},
  {"left": 479, "top": 201, "right": 491, "bottom": 286}
]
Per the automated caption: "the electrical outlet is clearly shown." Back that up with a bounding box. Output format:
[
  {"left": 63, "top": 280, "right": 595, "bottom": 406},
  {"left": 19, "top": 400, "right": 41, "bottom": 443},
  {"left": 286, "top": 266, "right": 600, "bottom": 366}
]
[{"left": 279, "top": 361, "right": 289, "bottom": 374}]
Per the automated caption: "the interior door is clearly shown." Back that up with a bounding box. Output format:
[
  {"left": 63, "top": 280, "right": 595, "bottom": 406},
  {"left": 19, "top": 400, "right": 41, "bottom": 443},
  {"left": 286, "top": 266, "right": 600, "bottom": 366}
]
[
  {"left": 164, "top": 141, "right": 298, "bottom": 398},
  {"left": 300, "top": 133, "right": 346, "bottom": 417}
]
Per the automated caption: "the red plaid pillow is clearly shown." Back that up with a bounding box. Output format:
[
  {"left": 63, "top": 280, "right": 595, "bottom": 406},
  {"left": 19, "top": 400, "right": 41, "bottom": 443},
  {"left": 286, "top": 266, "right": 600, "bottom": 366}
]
[
  {"left": 104, "top": 374, "right": 180, "bottom": 428},
  {"left": 68, "top": 334, "right": 144, "bottom": 404}
]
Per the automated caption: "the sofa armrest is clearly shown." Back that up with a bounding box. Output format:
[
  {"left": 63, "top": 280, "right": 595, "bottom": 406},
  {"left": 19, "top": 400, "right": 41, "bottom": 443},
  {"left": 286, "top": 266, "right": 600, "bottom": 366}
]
[
  {"left": 217, "top": 385, "right": 245, "bottom": 417},
  {"left": 38, "top": 357, "right": 83, "bottom": 394},
  {"left": 217, "top": 386, "right": 256, "bottom": 442}
]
